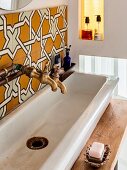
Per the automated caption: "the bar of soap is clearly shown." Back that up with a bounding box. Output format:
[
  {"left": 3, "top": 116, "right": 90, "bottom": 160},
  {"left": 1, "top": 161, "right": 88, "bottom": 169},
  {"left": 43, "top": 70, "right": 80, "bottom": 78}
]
[{"left": 89, "top": 142, "right": 105, "bottom": 159}]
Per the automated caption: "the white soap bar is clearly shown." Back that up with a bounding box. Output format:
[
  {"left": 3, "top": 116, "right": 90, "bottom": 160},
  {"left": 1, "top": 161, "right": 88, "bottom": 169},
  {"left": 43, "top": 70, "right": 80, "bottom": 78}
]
[{"left": 89, "top": 142, "right": 104, "bottom": 159}]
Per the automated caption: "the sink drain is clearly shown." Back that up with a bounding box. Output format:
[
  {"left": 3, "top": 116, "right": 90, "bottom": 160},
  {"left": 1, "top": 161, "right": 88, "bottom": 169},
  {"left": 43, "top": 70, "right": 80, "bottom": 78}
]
[{"left": 26, "top": 137, "right": 48, "bottom": 150}]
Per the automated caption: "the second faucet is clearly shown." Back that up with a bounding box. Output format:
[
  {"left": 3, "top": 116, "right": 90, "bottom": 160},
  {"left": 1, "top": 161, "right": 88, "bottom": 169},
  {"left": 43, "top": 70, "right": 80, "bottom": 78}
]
[{"left": 15, "top": 61, "right": 67, "bottom": 94}]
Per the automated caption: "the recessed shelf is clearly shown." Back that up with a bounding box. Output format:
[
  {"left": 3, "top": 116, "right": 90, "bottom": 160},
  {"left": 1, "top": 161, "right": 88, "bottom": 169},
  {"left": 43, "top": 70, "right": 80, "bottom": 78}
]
[{"left": 80, "top": 0, "right": 104, "bottom": 41}]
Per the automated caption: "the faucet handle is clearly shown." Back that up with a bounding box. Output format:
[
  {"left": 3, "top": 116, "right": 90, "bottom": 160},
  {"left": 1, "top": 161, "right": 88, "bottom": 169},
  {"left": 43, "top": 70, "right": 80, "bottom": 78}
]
[
  {"left": 52, "top": 65, "right": 60, "bottom": 78},
  {"left": 52, "top": 65, "right": 67, "bottom": 94},
  {"left": 43, "top": 61, "right": 50, "bottom": 74}
]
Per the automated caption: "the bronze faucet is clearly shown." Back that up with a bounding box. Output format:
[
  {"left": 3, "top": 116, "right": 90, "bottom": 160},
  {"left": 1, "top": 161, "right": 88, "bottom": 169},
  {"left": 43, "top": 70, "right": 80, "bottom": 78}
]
[
  {"left": 16, "top": 62, "right": 58, "bottom": 92},
  {"left": 52, "top": 65, "right": 67, "bottom": 94},
  {"left": 0, "top": 62, "right": 67, "bottom": 94},
  {"left": 39, "top": 62, "right": 58, "bottom": 92}
]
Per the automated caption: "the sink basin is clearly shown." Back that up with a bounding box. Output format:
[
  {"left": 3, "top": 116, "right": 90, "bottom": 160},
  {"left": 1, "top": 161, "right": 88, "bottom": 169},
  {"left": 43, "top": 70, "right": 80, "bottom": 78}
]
[{"left": 0, "top": 72, "right": 118, "bottom": 170}]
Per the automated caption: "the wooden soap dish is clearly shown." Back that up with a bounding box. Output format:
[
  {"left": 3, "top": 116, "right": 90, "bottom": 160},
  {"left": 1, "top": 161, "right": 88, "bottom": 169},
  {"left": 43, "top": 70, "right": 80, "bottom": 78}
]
[{"left": 84, "top": 145, "right": 111, "bottom": 168}]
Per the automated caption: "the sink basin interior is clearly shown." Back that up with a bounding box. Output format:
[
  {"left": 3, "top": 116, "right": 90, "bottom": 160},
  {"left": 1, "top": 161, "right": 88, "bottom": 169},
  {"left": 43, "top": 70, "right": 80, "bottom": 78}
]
[{"left": 0, "top": 72, "right": 118, "bottom": 170}]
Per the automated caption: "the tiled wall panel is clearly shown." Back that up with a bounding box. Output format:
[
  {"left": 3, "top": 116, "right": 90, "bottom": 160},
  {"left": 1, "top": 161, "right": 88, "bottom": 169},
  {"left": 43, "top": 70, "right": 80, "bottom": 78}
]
[
  {"left": 0, "top": 6, "right": 68, "bottom": 119},
  {"left": 0, "top": 14, "right": 13, "bottom": 117}
]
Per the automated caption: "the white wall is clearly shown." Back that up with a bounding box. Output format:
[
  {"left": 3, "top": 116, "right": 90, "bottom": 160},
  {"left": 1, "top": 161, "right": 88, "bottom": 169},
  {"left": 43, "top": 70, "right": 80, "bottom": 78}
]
[
  {"left": 0, "top": 0, "right": 68, "bottom": 14},
  {"left": 68, "top": 0, "right": 127, "bottom": 62}
]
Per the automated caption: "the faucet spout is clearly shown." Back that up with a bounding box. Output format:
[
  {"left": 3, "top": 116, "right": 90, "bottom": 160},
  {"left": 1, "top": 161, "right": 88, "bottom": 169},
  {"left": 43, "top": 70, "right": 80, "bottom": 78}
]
[
  {"left": 52, "top": 65, "right": 67, "bottom": 94},
  {"left": 53, "top": 77, "right": 67, "bottom": 94}
]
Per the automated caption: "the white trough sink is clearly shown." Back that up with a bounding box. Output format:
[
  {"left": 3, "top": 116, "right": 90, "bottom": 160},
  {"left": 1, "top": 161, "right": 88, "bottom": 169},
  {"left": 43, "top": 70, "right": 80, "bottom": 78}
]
[{"left": 0, "top": 72, "right": 118, "bottom": 170}]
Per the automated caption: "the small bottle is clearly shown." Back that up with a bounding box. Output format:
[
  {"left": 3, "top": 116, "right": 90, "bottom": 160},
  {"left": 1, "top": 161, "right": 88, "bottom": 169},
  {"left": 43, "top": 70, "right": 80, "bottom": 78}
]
[
  {"left": 82, "top": 17, "right": 93, "bottom": 40},
  {"left": 63, "top": 45, "right": 71, "bottom": 71},
  {"left": 54, "top": 54, "right": 61, "bottom": 68},
  {"left": 94, "top": 15, "right": 102, "bottom": 41}
]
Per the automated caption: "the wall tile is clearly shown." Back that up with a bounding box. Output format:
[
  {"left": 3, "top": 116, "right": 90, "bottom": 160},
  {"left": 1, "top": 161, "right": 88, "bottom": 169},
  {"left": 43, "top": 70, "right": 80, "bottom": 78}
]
[
  {"left": 0, "top": 82, "right": 13, "bottom": 118},
  {"left": 0, "top": 5, "right": 68, "bottom": 119},
  {"left": 0, "top": 14, "right": 13, "bottom": 118}
]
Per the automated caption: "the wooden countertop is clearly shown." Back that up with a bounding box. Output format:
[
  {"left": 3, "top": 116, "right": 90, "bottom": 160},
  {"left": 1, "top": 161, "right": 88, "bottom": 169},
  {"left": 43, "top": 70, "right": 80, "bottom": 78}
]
[{"left": 72, "top": 99, "right": 127, "bottom": 170}]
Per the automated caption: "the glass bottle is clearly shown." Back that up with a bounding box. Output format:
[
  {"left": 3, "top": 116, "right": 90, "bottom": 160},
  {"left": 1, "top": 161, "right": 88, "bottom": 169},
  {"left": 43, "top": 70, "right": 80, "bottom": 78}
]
[
  {"left": 82, "top": 17, "right": 93, "bottom": 40},
  {"left": 94, "top": 15, "right": 102, "bottom": 40}
]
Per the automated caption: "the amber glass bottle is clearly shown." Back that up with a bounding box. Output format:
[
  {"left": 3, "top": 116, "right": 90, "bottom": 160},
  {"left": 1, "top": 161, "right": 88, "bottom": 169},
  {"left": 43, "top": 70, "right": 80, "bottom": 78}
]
[{"left": 82, "top": 17, "right": 92, "bottom": 40}]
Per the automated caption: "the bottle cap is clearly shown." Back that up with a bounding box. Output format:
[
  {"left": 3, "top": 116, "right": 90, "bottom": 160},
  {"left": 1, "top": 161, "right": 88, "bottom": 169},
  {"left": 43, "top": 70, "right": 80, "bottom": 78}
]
[
  {"left": 96, "top": 15, "right": 101, "bottom": 22},
  {"left": 85, "top": 17, "right": 90, "bottom": 24}
]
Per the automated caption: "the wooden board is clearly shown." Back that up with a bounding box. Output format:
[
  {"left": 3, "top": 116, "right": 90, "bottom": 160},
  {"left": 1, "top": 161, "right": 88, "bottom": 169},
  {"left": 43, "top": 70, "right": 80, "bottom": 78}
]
[{"left": 71, "top": 100, "right": 127, "bottom": 170}]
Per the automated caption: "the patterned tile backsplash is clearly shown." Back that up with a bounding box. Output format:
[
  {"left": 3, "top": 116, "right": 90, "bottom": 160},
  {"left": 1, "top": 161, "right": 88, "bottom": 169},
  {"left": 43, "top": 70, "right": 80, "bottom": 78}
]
[{"left": 0, "top": 6, "right": 68, "bottom": 119}]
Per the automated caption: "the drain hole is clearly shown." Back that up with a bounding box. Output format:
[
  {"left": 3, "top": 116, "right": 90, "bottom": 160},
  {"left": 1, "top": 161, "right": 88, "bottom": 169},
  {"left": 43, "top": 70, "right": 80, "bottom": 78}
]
[
  {"left": 32, "top": 140, "right": 43, "bottom": 148},
  {"left": 26, "top": 137, "right": 48, "bottom": 150}
]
